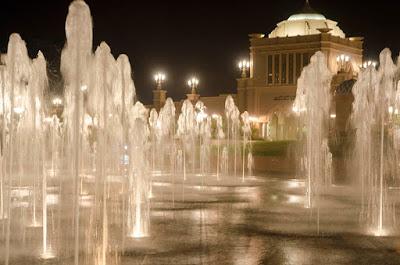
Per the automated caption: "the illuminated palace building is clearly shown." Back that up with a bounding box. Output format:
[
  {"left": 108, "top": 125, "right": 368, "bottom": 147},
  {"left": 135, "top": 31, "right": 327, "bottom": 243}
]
[
  {"left": 237, "top": 1, "right": 364, "bottom": 140},
  {"left": 152, "top": 1, "right": 366, "bottom": 140}
]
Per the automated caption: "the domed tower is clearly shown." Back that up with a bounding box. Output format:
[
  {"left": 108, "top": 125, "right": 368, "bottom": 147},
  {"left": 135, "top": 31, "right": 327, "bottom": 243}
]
[
  {"left": 269, "top": 0, "right": 345, "bottom": 38},
  {"left": 237, "top": 0, "right": 363, "bottom": 140}
]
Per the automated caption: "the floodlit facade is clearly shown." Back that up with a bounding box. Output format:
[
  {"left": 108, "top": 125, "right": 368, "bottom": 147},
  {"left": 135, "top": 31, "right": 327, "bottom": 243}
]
[
  {"left": 237, "top": 1, "right": 363, "bottom": 140},
  {"left": 149, "top": 1, "right": 363, "bottom": 140}
]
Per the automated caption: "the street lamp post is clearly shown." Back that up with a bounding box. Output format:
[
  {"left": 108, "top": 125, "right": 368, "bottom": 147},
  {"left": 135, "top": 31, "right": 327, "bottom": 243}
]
[
  {"left": 238, "top": 59, "right": 250, "bottom": 78},
  {"left": 336, "top": 54, "right": 350, "bottom": 72},
  {"left": 154, "top": 72, "right": 166, "bottom": 90},
  {"left": 360, "top": 60, "right": 377, "bottom": 69},
  {"left": 52, "top": 97, "right": 63, "bottom": 107},
  {"left": 187, "top": 77, "right": 199, "bottom": 94}
]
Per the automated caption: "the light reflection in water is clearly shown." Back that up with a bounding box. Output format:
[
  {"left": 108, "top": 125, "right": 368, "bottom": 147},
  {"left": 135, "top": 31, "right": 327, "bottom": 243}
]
[
  {"left": 40, "top": 249, "right": 56, "bottom": 260},
  {"left": 287, "top": 179, "right": 305, "bottom": 188},
  {"left": 287, "top": 194, "right": 303, "bottom": 204}
]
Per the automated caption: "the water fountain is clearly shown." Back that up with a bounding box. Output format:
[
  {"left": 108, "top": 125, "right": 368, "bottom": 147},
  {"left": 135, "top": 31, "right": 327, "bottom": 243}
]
[
  {"left": 6, "top": 0, "right": 400, "bottom": 264},
  {"left": 213, "top": 114, "right": 224, "bottom": 180},
  {"left": 351, "top": 48, "right": 400, "bottom": 236},
  {"left": 293, "top": 51, "right": 333, "bottom": 214},
  {"left": 241, "top": 111, "right": 251, "bottom": 182},
  {"left": 128, "top": 102, "right": 150, "bottom": 238},
  {"left": 177, "top": 99, "right": 195, "bottom": 182}
]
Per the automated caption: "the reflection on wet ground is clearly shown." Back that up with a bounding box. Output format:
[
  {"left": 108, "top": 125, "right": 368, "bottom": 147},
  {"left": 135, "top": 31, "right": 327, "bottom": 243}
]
[
  {"left": 122, "top": 173, "right": 400, "bottom": 265},
  {"left": 2, "top": 173, "right": 400, "bottom": 265}
]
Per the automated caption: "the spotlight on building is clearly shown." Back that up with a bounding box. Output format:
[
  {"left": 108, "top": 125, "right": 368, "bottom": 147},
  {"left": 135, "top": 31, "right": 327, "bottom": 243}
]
[
  {"left": 187, "top": 77, "right": 199, "bottom": 94},
  {"left": 336, "top": 54, "right": 351, "bottom": 72},
  {"left": 238, "top": 59, "right": 250, "bottom": 78},
  {"left": 154, "top": 72, "right": 166, "bottom": 90}
]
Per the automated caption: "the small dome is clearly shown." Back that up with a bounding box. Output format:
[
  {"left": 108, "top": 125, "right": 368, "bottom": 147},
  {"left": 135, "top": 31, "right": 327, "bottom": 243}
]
[{"left": 268, "top": 1, "right": 345, "bottom": 39}]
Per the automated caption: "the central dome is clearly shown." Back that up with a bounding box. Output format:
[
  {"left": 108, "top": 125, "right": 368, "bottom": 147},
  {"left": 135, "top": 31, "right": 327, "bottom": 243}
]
[{"left": 268, "top": 1, "right": 345, "bottom": 39}]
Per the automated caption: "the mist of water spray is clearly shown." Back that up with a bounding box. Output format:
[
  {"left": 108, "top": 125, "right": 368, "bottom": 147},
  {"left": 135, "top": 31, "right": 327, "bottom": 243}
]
[
  {"left": 293, "top": 51, "right": 333, "bottom": 211},
  {"left": 351, "top": 48, "right": 400, "bottom": 236}
]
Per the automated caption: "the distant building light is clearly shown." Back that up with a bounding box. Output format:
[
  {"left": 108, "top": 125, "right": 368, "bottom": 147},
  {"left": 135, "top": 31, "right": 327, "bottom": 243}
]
[
  {"left": 154, "top": 72, "right": 166, "bottom": 89},
  {"left": 52, "top": 97, "right": 62, "bottom": 106},
  {"left": 249, "top": 116, "right": 259, "bottom": 122},
  {"left": 13, "top": 107, "right": 24, "bottom": 114},
  {"left": 360, "top": 60, "right": 377, "bottom": 69},
  {"left": 238, "top": 59, "right": 250, "bottom": 78}
]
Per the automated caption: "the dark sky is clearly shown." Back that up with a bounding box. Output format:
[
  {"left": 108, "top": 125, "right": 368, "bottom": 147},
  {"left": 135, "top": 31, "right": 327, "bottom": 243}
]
[{"left": 1, "top": 0, "right": 399, "bottom": 104}]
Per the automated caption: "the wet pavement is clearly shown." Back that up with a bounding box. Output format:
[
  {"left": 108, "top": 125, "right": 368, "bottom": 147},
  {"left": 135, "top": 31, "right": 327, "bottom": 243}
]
[
  {"left": 2, "top": 173, "right": 400, "bottom": 265},
  {"left": 121, "top": 173, "right": 400, "bottom": 265}
]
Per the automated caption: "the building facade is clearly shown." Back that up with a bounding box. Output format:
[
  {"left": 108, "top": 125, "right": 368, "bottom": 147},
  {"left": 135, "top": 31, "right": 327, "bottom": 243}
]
[
  {"left": 237, "top": 2, "right": 363, "bottom": 140},
  {"left": 149, "top": 2, "right": 363, "bottom": 140}
]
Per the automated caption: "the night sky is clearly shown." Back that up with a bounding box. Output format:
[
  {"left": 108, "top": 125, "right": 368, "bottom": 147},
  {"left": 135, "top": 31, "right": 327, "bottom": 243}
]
[{"left": 1, "top": 0, "right": 399, "bottom": 104}]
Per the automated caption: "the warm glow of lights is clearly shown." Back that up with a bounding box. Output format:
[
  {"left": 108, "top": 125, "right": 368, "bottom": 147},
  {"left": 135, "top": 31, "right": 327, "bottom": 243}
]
[
  {"left": 361, "top": 60, "right": 377, "bottom": 69},
  {"left": 196, "top": 111, "right": 208, "bottom": 122},
  {"left": 13, "top": 106, "right": 25, "bottom": 114},
  {"left": 79, "top": 195, "right": 94, "bottom": 208},
  {"left": 211, "top": 113, "right": 219, "bottom": 119},
  {"left": 238, "top": 59, "right": 250, "bottom": 69},
  {"left": 129, "top": 230, "right": 147, "bottom": 238},
  {"left": 337, "top": 54, "right": 350, "bottom": 63},
  {"left": 287, "top": 180, "right": 303, "bottom": 188},
  {"left": 52, "top": 97, "right": 62, "bottom": 106},
  {"left": 330, "top": 113, "right": 336, "bottom": 119},
  {"left": 46, "top": 194, "right": 59, "bottom": 206},
  {"left": 80, "top": 85, "right": 88, "bottom": 92},
  {"left": 287, "top": 195, "right": 303, "bottom": 204},
  {"left": 40, "top": 249, "right": 56, "bottom": 260},
  {"left": 288, "top": 13, "right": 326, "bottom": 21},
  {"left": 44, "top": 117, "right": 53, "bottom": 123},
  {"left": 152, "top": 181, "right": 171, "bottom": 187},
  {"left": 154, "top": 72, "right": 166, "bottom": 82},
  {"left": 84, "top": 115, "right": 93, "bottom": 126},
  {"left": 155, "top": 120, "right": 161, "bottom": 129},
  {"left": 389, "top": 106, "right": 394, "bottom": 114},
  {"left": 369, "top": 228, "right": 389, "bottom": 237},
  {"left": 187, "top": 77, "right": 199, "bottom": 87},
  {"left": 11, "top": 188, "right": 30, "bottom": 198},
  {"left": 35, "top": 97, "right": 41, "bottom": 109},
  {"left": 27, "top": 220, "right": 43, "bottom": 228},
  {"left": 249, "top": 116, "right": 259, "bottom": 122}
]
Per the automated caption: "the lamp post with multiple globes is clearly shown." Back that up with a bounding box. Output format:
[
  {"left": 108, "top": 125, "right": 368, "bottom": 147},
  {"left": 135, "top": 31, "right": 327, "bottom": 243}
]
[
  {"left": 154, "top": 72, "right": 166, "bottom": 90},
  {"left": 238, "top": 59, "right": 250, "bottom": 78},
  {"left": 187, "top": 77, "right": 199, "bottom": 94}
]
